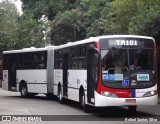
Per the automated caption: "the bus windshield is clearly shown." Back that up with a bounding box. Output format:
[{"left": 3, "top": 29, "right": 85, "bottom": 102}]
[{"left": 101, "top": 49, "right": 156, "bottom": 89}]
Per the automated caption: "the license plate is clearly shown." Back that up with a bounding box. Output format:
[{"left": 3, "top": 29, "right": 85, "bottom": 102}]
[{"left": 125, "top": 99, "right": 136, "bottom": 103}]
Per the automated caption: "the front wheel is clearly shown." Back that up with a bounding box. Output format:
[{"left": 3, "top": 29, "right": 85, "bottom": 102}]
[
  {"left": 20, "top": 83, "right": 28, "bottom": 98},
  {"left": 58, "top": 87, "right": 64, "bottom": 104},
  {"left": 80, "top": 91, "right": 90, "bottom": 113}
]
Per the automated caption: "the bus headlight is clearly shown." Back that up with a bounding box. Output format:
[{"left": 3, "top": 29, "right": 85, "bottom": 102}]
[
  {"left": 101, "top": 91, "right": 118, "bottom": 97},
  {"left": 143, "top": 90, "right": 157, "bottom": 97}
]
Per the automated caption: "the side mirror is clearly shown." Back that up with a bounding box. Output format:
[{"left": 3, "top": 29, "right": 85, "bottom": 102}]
[
  {"left": 89, "top": 44, "right": 99, "bottom": 52},
  {"left": 88, "top": 44, "right": 99, "bottom": 66}
]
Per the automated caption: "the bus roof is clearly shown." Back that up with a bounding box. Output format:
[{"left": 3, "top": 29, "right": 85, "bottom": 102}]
[
  {"left": 3, "top": 47, "right": 48, "bottom": 54},
  {"left": 3, "top": 35, "right": 155, "bottom": 54},
  {"left": 54, "top": 35, "right": 155, "bottom": 50}
]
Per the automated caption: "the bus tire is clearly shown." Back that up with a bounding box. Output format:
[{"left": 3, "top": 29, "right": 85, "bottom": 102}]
[
  {"left": 128, "top": 106, "right": 137, "bottom": 112},
  {"left": 58, "top": 86, "right": 64, "bottom": 104},
  {"left": 28, "top": 93, "right": 37, "bottom": 98},
  {"left": 80, "top": 91, "right": 89, "bottom": 113},
  {"left": 46, "top": 94, "right": 55, "bottom": 99},
  {"left": 20, "top": 83, "right": 28, "bottom": 98}
]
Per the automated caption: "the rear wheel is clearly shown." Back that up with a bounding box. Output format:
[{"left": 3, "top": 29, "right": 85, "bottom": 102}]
[{"left": 20, "top": 83, "right": 28, "bottom": 98}]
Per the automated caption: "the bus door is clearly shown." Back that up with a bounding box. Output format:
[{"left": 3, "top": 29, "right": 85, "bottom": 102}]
[
  {"left": 63, "top": 51, "right": 69, "bottom": 97},
  {"left": 8, "top": 55, "right": 17, "bottom": 90},
  {"left": 87, "top": 48, "right": 97, "bottom": 104}
]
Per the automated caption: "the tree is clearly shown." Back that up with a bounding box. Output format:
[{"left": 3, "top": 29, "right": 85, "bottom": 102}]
[
  {"left": 0, "top": 1, "right": 19, "bottom": 53},
  {"left": 128, "top": 0, "right": 160, "bottom": 38},
  {"left": 0, "top": 1, "right": 45, "bottom": 53},
  {"left": 51, "top": 9, "right": 85, "bottom": 45},
  {"left": 80, "top": 0, "right": 112, "bottom": 37},
  {"left": 106, "top": 0, "right": 139, "bottom": 34},
  {"left": 50, "top": 0, "right": 112, "bottom": 45},
  {"left": 16, "top": 13, "right": 44, "bottom": 48},
  {"left": 21, "top": 0, "right": 67, "bottom": 20},
  {"left": 105, "top": 0, "right": 160, "bottom": 36}
]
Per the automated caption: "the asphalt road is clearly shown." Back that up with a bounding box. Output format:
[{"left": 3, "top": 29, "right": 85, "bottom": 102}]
[{"left": 0, "top": 88, "right": 160, "bottom": 124}]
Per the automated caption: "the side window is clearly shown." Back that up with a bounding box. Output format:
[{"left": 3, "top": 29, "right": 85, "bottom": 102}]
[
  {"left": 79, "top": 46, "right": 86, "bottom": 69},
  {"left": 68, "top": 50, "right": 73, "bottom": 69},
  {"left": 55, "top": 46, "right": 87, "bottom": 70},
  {"left": 22, "top": 53, "right": 30, "bottom": 69},
  {"left": 3, "top": 55, "right": 8, "bottom": 70},
  {"left": 72, "top": 48, "right": 78, "bottom": 69},
  {"left": 69, "top": 46, "right": 86, "bottom": 70},
  {"left": 23, "top": 51, "right": 47, "bottom": 69},
  {"left": 17, "top": 54, "right": 23, "bottom": 69},
  {"left": 54, "top": 50, "right": 63, "bottom": 69}
]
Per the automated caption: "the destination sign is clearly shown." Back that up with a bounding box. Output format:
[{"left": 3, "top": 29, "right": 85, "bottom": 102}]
[
  {"left": 116, "top": 40, "right": 137, "bottom": 46},
  {"left": 99, "top": 37, "right": 154, "bottom": 49}
]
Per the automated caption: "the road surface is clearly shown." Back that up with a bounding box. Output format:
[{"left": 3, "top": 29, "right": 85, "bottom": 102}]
[{"left": 0, "top": 88, "right": 160, "bottom": 123}]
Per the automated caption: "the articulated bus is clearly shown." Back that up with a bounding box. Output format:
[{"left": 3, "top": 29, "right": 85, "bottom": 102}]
[{"left": 2, "top": 35, "right": 158, "bottom": 112}]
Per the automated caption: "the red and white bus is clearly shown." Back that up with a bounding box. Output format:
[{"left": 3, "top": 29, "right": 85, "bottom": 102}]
[{"left": 2, "top": 35, "right": 158, "bottom": 112}]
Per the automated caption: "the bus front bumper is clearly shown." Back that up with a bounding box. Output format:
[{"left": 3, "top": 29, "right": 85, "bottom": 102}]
[{"left": 94, "top": 91, "right": 158, "bottom": 107}]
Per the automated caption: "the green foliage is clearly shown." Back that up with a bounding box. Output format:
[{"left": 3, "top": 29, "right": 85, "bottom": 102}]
[
  {"left": 50, "top": 0, "right": 112, "bottom": 45},
  {"left": 108, "top": 0, "right": 140, "bottom": 34},
  {"left": 51, "top": 9, "right": 85, "bottom": 44},
  {"left": 0, "top": 1, "right": 45, "bottom": 55},
  {"left": 21, "top": 0, "right": 67, "bottom": 20},
  {"left": 1, "top": 0, "right": 160, "bottom": 48},
  {"left": 0, "top": 1, "right": 19, "bottom": 53},
  {"left": 107, "top": 0, "right": 160, "bottom": 37},
  {"left": 128, "top": 0, "right": 160, "bottom": 37},
  {"left": 17, "top": 14, "right": 44, "bottom": 48},
  {"left": 80, "top": 0, "right": 112, "bottom": 37}
]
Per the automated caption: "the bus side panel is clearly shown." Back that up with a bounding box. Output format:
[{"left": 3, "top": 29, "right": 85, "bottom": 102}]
[
  {"left": 53, "top": 69, "right": 63, "bottom": 96},
  {"left": 17, "top": 70, "right": 47, "bottom": 93},
  {"left": 2, "top": 70, "right": 9, "bottom": 90},
  {"left": 67, "top": 70, "right": 87, "bottom": 102},
  {"left": 27, "top": 84, "right": 47, "bottom": 93}
]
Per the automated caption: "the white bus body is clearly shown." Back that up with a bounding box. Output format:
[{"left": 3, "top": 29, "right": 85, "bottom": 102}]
[{"left": 2, "top": 35, "right": 158, "bottom": 112}]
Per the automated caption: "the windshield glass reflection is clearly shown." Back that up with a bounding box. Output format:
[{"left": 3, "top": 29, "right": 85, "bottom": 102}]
[{"left": 101, "top": 49, "right": 155, "bottom": 89}]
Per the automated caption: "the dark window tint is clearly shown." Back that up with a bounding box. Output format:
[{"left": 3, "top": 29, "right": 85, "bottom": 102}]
[{"left": 54, "top": 50, "right": 63, "bottom": 69}]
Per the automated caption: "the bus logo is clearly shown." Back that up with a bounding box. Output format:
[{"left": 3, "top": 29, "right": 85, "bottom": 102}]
[{"left": 137, "top": 74, "right": 149, "bottom": 81}]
